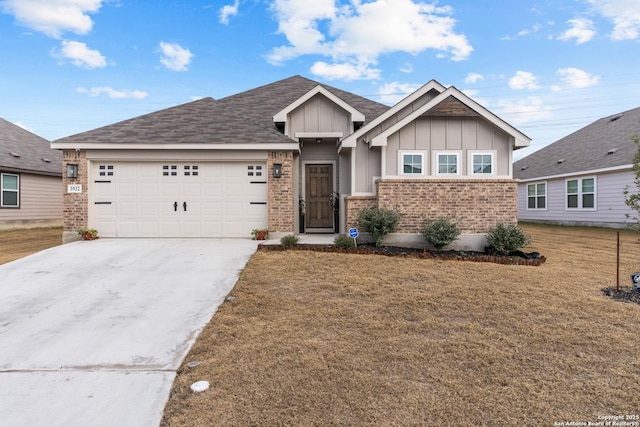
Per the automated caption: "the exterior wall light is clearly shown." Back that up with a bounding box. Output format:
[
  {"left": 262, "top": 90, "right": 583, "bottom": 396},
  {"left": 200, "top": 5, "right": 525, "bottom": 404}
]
[
  {"left": 67, "top": 164, "right": 79, "bottom": 179},
  {"left": 273, "top": 163, "right": 282, "bottom": 178}
]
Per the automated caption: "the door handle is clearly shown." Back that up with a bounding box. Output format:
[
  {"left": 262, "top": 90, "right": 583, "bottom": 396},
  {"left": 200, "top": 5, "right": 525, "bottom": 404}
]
[
  {"left": 183, "top": 201, "right": 187, "bottom": 212},
  {"left": 174, "top": 201, "right": 178, "bottom": 212}
]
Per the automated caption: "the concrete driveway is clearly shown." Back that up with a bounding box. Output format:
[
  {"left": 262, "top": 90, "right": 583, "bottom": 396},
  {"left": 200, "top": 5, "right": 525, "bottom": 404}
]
[{"left": 0, "top": 238, "right": 258, "bottom": 427}]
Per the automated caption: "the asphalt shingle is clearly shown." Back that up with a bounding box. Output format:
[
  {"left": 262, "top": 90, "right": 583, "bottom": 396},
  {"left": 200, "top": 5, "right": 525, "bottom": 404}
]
[{"left": 0, "top": 118, "right": 61, "bottom": 176}]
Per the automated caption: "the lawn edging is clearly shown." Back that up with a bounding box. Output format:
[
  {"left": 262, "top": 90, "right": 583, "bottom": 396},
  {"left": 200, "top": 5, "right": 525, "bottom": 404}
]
[{"left": 257, "top": 244, "right": 546, "bottom": 266}]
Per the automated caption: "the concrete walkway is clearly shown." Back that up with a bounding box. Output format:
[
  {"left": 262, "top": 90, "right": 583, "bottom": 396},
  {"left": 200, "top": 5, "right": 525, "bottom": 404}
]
[{"left": 0, "top": 238, "right": 258, "bottom": 427}]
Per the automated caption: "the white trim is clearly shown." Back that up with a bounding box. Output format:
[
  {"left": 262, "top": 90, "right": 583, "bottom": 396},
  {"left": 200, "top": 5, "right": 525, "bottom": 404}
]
[
  {"left": 381, "top": 146, "right": 387, "bottom": 180},
  {"left": 433, "top": 151, "right": 461, "bottom": 176},
  {"left": 525, "top": 181, "right": 548, "bottom": 211},
  {"left": 295, "top": 132, "right": 344, "bottom": 139},
  {"left": 517, "top": 164, "right": 632, "bottom": 182},
  {"left": 399, "top": 151, "right": 426, "bottom": 176},
  {"left": 351, "top": 192, "right": 377, "bottom": 197},
  {"left": 273, "top": 85, "right": 365, "bottom": 123},
  {"left": 467, "top": 151, "right": 496, "bottom": 176},
  {"left": 341, "top": 80, "right": 447, "bottom": 148},
  {"left": 350, "top": 146, "right": 357, "bottom": 195},
  {"left": 565, "top": 176, "right": 597, "bottom": 211},
  {"left": 50, "top": 143, "right": 301, "bottom": 152},
  {"left": 0, "top": 173, "right": 19, "bottom": 208},
  {"left": 370, "top": 86, "right": 530, "bottom": 149}
]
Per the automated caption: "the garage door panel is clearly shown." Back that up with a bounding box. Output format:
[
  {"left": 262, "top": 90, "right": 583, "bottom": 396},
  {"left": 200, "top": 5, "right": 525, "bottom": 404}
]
[{"left": 91, "top": 161, "right": 267, "bottom": 238}]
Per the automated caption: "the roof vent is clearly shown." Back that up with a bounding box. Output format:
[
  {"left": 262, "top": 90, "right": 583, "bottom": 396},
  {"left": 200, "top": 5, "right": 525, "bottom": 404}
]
[
  {"left": 10, "top": 152, "right": 20, "bottom": 158},
  {"left": 41, "top": 157, "right": 51, "bottom": 163},
  {"left": 557, "top": 159, "right": 565, "bottom": 164},
  {"left": 607, "top": 148, "right": 619, "bottom": 155},
  {"left": 520, "top": 166, "right": 528, "bottom": 170},
  {"left": 609, "top": 114, "right": 623, "bottom": 122}
]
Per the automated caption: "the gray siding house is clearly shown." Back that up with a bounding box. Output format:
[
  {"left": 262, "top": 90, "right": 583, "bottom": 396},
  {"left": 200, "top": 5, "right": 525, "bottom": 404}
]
[
  {"left": 0, "top": 118, "right": 62, "bottom": 230},
  {"left": 52, "top": 76, "right": 530, "bottom": 248},
  {"left": 514, "top": 106, "right": 640, "bottom": 228}
]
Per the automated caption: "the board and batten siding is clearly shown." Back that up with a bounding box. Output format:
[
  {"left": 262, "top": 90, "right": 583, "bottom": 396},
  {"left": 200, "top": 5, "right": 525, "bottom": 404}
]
[
  {"left": 384, "top": 117, "right": 510, "bottom": 177},
  {"left": 517, "top": 169, "right": 635, "bottom": 227},
  {"left": 288, "top": 94, "right": 351, "bottom": 136},
  {"left": 0, "top": 173, "right": 62, "bottom": 228}
]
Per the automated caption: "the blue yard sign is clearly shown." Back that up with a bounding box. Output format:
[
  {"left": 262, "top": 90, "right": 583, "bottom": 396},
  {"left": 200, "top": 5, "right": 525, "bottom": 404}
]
[{"left": 348, "top": 227, "right": 359, "bottom": 248}]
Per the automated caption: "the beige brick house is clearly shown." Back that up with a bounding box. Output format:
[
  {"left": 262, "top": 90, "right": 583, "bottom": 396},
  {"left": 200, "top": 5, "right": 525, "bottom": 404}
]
[{"left": 51, "top": 76, "right": 530, "bottom": 249}]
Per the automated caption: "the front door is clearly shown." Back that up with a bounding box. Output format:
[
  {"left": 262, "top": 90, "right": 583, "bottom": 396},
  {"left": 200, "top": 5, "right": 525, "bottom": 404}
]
[{"left": 305, "top": 164, "right": 333, "bottom": 229}]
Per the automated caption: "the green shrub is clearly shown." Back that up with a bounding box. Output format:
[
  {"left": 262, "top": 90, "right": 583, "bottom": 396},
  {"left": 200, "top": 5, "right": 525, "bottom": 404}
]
[
  {"left": 422, "top": 217, "right": 461, "bottom": 250},
  {"left": 334, "top": 234, "right": 355, "bottom": 248},
  {"left": 357, "top": 207, "right": 401, "bottom": 247},
  {"left": 280, "top": 234, "right": 299, "bottom": 247},
  {"left": 486, "top": 223, "right": 531, "bottom": 255}
]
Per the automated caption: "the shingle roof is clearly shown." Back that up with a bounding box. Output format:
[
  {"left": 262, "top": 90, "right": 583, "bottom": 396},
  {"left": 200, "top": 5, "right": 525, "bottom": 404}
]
[
  {"left": 514, "top": 106, "right": 640, "bottom": 180},
  {"left": 54, "top": 97, "right": 295, "bottom": 145},
  {"left": 53, "top": 75, "right": 390, "bottom": 147},
  {"left": 0, "top": 118, "right": 61, "bottom": 176}
]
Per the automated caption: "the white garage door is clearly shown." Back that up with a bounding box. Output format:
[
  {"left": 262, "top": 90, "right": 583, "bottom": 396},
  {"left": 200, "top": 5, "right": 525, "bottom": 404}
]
[{"left": 90, "top": 161, "right": 268, "bottom": 237}]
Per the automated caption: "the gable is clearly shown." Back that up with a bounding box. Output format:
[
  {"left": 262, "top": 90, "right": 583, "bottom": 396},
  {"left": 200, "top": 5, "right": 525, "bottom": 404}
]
[{"left": 421, "top": 96, "right": 481, "bottom": 118}]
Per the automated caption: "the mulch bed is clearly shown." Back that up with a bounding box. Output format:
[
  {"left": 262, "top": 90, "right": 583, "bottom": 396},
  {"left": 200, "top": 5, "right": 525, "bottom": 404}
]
[
  {"left": 601, "top": 286, "right": 640, "bottom": 305},
  {"left": 258, "top": 243, "right": 546, "bottom": 266}
]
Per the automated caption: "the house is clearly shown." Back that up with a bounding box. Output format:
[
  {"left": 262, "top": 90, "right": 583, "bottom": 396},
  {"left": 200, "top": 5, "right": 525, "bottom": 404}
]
[
  {"left": 514, "top": 106, "right": 640, "bottom": 228},
  {"left": 51, "top": 75, "right": 530, "bottom": 248},
  {"left": 0, "top": 118, "right": 62, "bottom": 230}
]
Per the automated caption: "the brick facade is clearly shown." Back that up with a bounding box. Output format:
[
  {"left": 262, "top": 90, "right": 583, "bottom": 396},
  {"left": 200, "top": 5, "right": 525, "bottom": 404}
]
[
  {"left": 346, "top": 179, "right": 518, "bottom": 235},
  {"left": 267, "top": 151, "right": 295, "bottom": 233},
  {"left": 344, "top": 196, "right": 377, "bottom": 229},
  {"left": 62, "top": 150, "right": 88, "bottom": 241}
]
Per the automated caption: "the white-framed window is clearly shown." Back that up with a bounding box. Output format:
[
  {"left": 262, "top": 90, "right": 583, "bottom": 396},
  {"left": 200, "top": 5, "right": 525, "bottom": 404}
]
[
  {"left": 527, "top": 182, "right": 546, "bottom": 209},
  {"left": 1, "top": 173, "right": 19, "bottom": 207},
  {"left": 434, "top": 152, "right": 460, "bottom": 176},
  {"left": 469, "top": 152, "right": 495, "bottom": 175},
  {"left": 566, "top": 177, "right": 596, "bottom": 209},
  {"left": 399, "top": 152, "right": 424, "bottom": 176}
]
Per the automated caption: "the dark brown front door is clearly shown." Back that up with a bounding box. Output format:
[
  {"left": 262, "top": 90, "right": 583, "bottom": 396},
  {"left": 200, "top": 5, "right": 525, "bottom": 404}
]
[{"left": 305, "top": 164, "right": 333, "bottom": 229}]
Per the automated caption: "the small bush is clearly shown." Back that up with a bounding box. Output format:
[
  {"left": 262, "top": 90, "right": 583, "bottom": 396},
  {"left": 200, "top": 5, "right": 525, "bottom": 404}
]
[
  {"left": 280, "top": 234, "right": 299, "bottom": 247},
  {"left": 334, "top": 234, "right": 355, "bottom": 248},
  {"left": 422, "top": 217, "right": 461, "bottom": 250},
  {"left": 486, "top": 223, "right": 531, "bottom": 255},
  {"left": 357, "top": 207, "right": 401, "bottom": 247}
]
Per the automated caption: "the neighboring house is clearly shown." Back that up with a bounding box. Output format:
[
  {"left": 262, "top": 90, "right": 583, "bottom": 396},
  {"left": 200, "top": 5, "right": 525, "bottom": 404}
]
[
  {"left": 51, "top": 75, "right": 530, "bottom": 248},
  {"left": 0, "top": 118, "right": 62, "bottom": 230},
  {"left": 514, "top": 106, "right": 640, "bottom": 228}
]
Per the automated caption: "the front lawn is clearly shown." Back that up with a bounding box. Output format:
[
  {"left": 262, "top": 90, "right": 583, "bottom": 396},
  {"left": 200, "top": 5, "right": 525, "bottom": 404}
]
[{"left": 162, "top": 224, "right": 640, "bottom": 426}]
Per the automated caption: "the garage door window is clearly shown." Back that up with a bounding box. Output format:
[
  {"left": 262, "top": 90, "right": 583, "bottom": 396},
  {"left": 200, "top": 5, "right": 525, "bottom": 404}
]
[
  {"left": 184, "top": 165, "right": 199, "bottom": 176},
  {"left": 99, "top": 165, "right": 114, "bottom": 176},
  {"left": 162, "top": 165, "right": 178, "bottom": 176},
  {"left": 247, "top": 165, "right": 263, "bottom": 177}
]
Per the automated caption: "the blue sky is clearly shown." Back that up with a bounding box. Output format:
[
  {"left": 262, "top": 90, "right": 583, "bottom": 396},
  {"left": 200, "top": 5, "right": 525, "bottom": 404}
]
[{"left": 1, "top": 0, "right": 639, "bottom": 160}]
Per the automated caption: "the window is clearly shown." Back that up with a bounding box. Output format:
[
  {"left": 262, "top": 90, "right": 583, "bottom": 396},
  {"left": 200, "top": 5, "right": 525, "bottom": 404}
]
[
  {"left": 567, "top": 177, "right": 595, "bottom": 209},
  {"left": 247, "top": 165, "right": 263, "bottom": 177},
  {"left": 162, "top": 165, "right": 178, "bottom": 176},
  {"left": 527, "top": 182, "right": 546, "bottom": 209},
  {"left": 471, "top": 153, "right": 493, "bottom": 175},
  {"left": 184, "top": 165, "right": 199, "bottom": 176},
  {"left": 1, "top": 173, "right": 19, "bottom": 207},
  {"left": 436, "top": 153, "right": 459, "bottom": 175},
  {"left": 98, "top": 165, "right": 114, "bottom": 177},
  {"left": 400, "top": 153, "right": 423, "bottom": 175}
]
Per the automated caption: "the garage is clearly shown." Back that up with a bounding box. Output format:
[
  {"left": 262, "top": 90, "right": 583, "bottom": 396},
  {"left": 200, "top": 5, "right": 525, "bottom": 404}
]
[{"left": 89, "top": 161, "right": 267, "bottom": 238}]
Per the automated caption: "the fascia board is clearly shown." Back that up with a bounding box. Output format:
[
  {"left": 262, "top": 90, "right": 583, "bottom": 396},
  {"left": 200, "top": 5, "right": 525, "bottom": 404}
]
[
  {"left": 50, "top": 142, "right": 301, "bottom": 152},
  {"left": 273, "top": 85, "right": 365, "bottom": 123},
  {"left": 517, "top": 164, "right": 632, "bottom": 182},
  {"left": 371, "top": 87, "right": 531, "bottom": 148},
  {"left": 341, "top": 79, "right": 447, "bottom": 148}
]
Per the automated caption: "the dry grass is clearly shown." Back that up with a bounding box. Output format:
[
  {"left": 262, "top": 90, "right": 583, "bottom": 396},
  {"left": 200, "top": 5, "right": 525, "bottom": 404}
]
[
  {"left": 162, "top": 224, "right": 640, "bottom": 426},
  {"left": 0, "top": 227, "right": 62, "bottom": 265}
]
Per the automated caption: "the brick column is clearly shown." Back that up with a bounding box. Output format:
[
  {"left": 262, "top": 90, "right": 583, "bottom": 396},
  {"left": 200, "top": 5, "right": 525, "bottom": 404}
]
[
  {"left": 62, "top": 150, "right": 88, "bottom": 243},
  {"left": 267, "top": 151, "right": 295, "bottom": 233}
]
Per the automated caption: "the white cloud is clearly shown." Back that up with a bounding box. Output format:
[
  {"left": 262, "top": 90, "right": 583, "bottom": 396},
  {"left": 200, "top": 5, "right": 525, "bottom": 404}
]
[
  {"left": 587, "top": 0, "right": 640, "bottom": 40},
  {"left": 399, "top": 62, "right": 414, "bottom": 74},
  {"left": 376, "top": 82, "right": 421, "bottom": 105},
  {"left": 509, "top": 71, "right": 539, "bottom": 90},
  {"left": 159, "top": 42, "right": 194, "bottom": 72},
  {"left": 310, "top": 60, "right": 381, "bottom": 81},
  {"left": 53, "top": 40, "right": 106, "bottom": 69},
  {"left": 464, "top": 72, "right": 484, "bottom": 84},
  {"left": 558, "top": 18, "right": 595, "bottom": 44},
  {"left": 0, "top": 0, "right": 104, "bottom": 38},
  {"left": 77, "top": 86, "right": 148, "bottom": 99},
  {"left": 267, "top": 0, "right": 472, "bottom": 80},
  {"left": 556, "top": 67, "right": 600, "bottom": 88},
  {"left": 219, "top": 0, "right": 239, "bottom": 24},
  {"left": 496, "top": 97, "right": 553, "bottom": 124}
]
